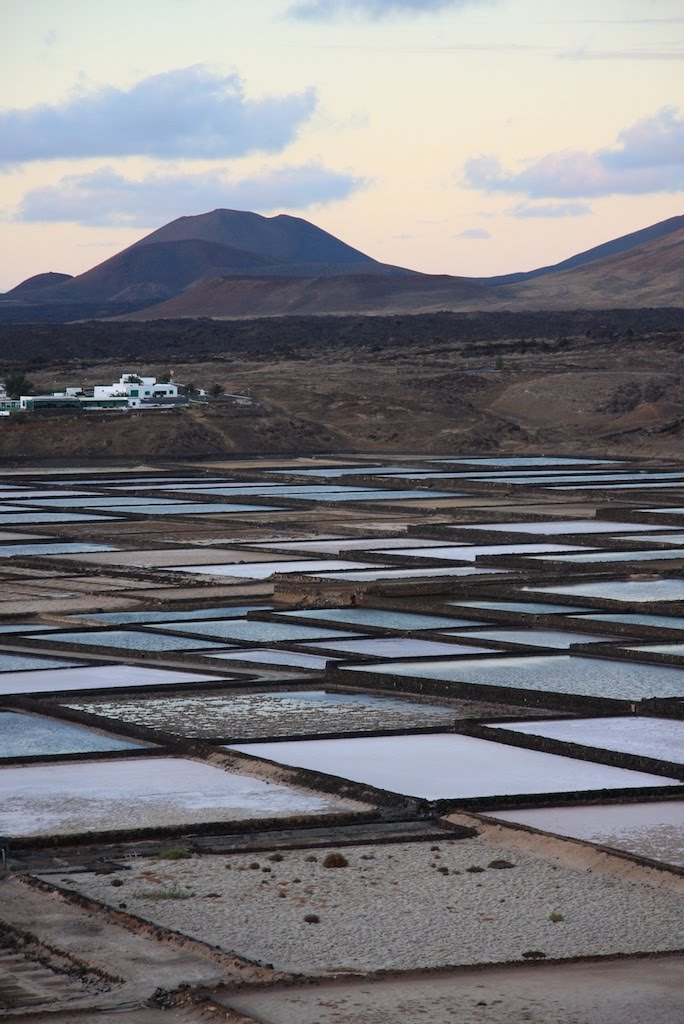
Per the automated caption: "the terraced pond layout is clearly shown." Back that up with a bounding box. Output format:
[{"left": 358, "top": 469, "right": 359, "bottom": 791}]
[{"left": 2, "top": 453, "right": 683, "bottom": 1021}]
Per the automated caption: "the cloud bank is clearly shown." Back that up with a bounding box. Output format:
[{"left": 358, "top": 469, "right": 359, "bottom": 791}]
[
  {"left": 0, "top": 66, "right": 316, "bottom": 165},
  {"left": 464, "top": 107, "right": 684, "bottom": 199},
  {"left": 288, "top": 0, "right": 480, "bottom": 20},
  {"left": 15, "top": 164, "right": 367, "bottom": 227}
]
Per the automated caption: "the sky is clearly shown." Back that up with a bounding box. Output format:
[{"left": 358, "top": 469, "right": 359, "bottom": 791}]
[{"left": 0, "top": 0, "right": 682, "bottom": 290}]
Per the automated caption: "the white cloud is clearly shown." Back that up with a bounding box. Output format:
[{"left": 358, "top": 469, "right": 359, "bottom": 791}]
[
  {"left": 456, "top": 227, "right": 491, "bottom": 239},
  {"left": 14, "top": 164, "right": 369, "bottom": 227},
  {"left": 511, "top": 202, "right": 592, "bottom": 218},
  {"left": 0, "top": 66, "right": 316, "bottom": 166},
  {"left": 463, "top": 107, "right": 684, "bottom": 198},
  {"left": 288, "top": 0, "right": 484, "bottom": 20}
]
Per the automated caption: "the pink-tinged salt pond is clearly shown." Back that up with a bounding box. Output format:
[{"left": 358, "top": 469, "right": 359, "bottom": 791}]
[
  {"left": 0, "top": 665, "right": 220, "bottom": 697},
  {"left": 491, "top": 801, "right": 684, "bottom": 867},
  {"left": 228, "top": 733, "right": 679, "bottom": 801},
  {"left": 0, "top": 757, "right": 360, "bottom": 836},
  {"left": 488, "top": 716, "right": 684, "bottom": 763}
]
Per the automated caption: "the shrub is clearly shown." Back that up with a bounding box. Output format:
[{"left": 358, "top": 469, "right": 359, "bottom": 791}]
[
  {"left": 466, "top": 865, "right": 485, "bottom": 873},
  {"left": 304, "top": 914, "right": 320, "bottom": 924},
  {"left": 488, "top": 859, "right": 515, "bottom": 870},
  {"left": 305, "top": 855, "right": 317, "bottom": 862},
  {"left": 323, "top": 852, "right": 348, "bottom": 869},
  {"left": 267, "top": 853, "right": 284, "bottom": 862},
  {"left": 156, "top": 848, "right": 191, "bottom": 860},
  {"left": 549, "top": 910, "right": 564, "bottom": 923}
]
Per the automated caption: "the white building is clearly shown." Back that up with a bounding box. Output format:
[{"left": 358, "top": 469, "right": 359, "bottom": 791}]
[{"left": 93, "top": 374, "right": 180, "bottom": 408}]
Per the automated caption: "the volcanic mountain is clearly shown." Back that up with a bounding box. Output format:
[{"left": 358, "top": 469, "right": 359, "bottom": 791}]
[{"left": 2, "top": 209, "right": 683, "bottom": 320}]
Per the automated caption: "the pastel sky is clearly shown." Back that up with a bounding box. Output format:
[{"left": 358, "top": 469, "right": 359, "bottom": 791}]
[{"left": 1, "top": 0, "right": 683, "bottom": 290}]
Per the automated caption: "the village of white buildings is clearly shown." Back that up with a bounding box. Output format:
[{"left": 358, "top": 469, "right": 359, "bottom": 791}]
[{"left": 0, "top": 372, "right": 234, "bottom": 415}]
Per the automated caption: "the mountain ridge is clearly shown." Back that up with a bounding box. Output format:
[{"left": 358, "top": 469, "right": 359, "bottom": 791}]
[{"left": 2, "top": 208, "right": 682, "bottom": 318}]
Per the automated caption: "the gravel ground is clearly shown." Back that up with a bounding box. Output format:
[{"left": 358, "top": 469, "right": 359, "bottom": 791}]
[
  {"left": 63, "top": 833, "right": 684, "bottom": 975},
  {"left": 63, "top": 690, "right": 545, "bottom": 740}
]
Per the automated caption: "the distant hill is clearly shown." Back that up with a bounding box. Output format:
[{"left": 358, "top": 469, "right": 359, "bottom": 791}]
[
  {"left": 489, "top": 224, "right": 684, "bottom": 309},
  {"left": 4, "top": 271, "right": 73, "bottom": 298},
  {"left": 121, "top": 223, "right": 684, "bottom": 319},
  {"left": 121, "top": 272, "right": 491, "bottom": 320},
  {"left": 485, "top": 214, "right": 684, "bottom": 285}
]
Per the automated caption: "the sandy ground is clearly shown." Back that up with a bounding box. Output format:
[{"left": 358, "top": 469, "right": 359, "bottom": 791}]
[
  {"left": 223, "top": 955, "right": 684, "bottom": 1024},
  {"left": 63, "top": 832, "right": 684, "bottom": 975}
]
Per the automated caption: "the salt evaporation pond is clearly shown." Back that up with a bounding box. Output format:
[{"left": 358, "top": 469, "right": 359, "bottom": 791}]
[
  {"left": 255, "top": 537, "right": 447, "bottom": 553},
  {"left": 376, "top": 543, "right": 590, "bottom": 561},
  {"left": 0, "top": 512, "right": 119, "bottom": 524},
  {"left": 569, "top": 612, "right": 684, "bottom": 631},
  {"left": 489, "top": 716, "right": 684, "bottom": 763},
  {"left": 536, "top": 549, "right": 684, "bottom": 565},
  {"left": 0, "top": 710, "right": 150, "bottom": 757},
  {"left": 147, "top": 619, "right": 366, "bottom": 643},
  {"left": 623, "top": 643, "right": 684, "bottom": 656},
  {"left": 619, "top": 532, "right": 684, "bottom": 546},
  {"left": 28, "top": 629, "right": 229, "bottom": 653},
  {"left": 66, "top": 689, "right": 459, "bottom": 739},
  {"left": 457, "top": 521, "right": 671, "bottom": 535},
  {"left": 445, "top": 628, "right": 620, "bottom": 649},
  {"left": 0, "top": 757, "right": 359, "bottom": 836},
  {"left": 449, "top": 600, "right": 589, "bottom": 615},
  {"left": 281, "top": 608, "right": 485, "bottom": 630},
  {"left": 523, "top": 580, "right": 684, "bottom": 603},
  {"left": 306, "top": 638, "right": 492, "bottom": 658},
  {"left": 206, "top": 650, "right": 331, "bottom": 669},
  {"left": 105, "top": 503, "right": 286, "bottom": 515},
  {"left": 314, "top": 567, "right": 505, "bottom": 581},
  {"left": 442, "top": 456, "right": 621, "bottom": 467},
  {"left": 0, "top": 542, "right": 116, "bottom": 557},
  {"left": 229, "top": 733, "right": 678, "bottom": 801},
  {"left": 492, "top": 802, "right": 684, "bottom": 867},
  {"left": 69, "top": 605, "right": 270, "bottom": 625},
  {"left": 0, "top": 665, "right": 220, "bottom": 697},
  {"left": 0, "top": 653, "right": 82, "bottom": 672},
  {"left": 342, "top": 655, "right": 684, "bottom": 702},
  {"left": 167, "top": 559, "right": 381, "bottom": 579}
]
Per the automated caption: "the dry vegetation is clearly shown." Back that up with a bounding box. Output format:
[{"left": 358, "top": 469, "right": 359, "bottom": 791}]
[{"left": 1, "top": 312, "right": 682, "bottom": 460}]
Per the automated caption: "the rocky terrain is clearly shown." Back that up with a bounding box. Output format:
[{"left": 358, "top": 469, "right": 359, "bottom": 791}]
[{"left": 0, "top": 311, "right": 681, "bottom": 461}]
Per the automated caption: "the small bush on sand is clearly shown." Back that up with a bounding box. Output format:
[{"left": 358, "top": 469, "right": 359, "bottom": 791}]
[
  {"left": 156, "top": 848, "right": 191, "bottom": 860},
  {"left": 488, "top": 859, "right": 515, "bottom": 869},
  {"left": 466, "top": 865, "right": 485, "bottom": 873},
  {"left": 549, "top": 910, "right": 564, "bottom": 923},
  {"left": 323, "top": 852, "right": 349, "bottom": 869},
  {"left": 267, "top": 853, "right": 284, "bottom": 862},
  {"left": 304, "top": 914, "right": 320, "bottom": 924}
]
